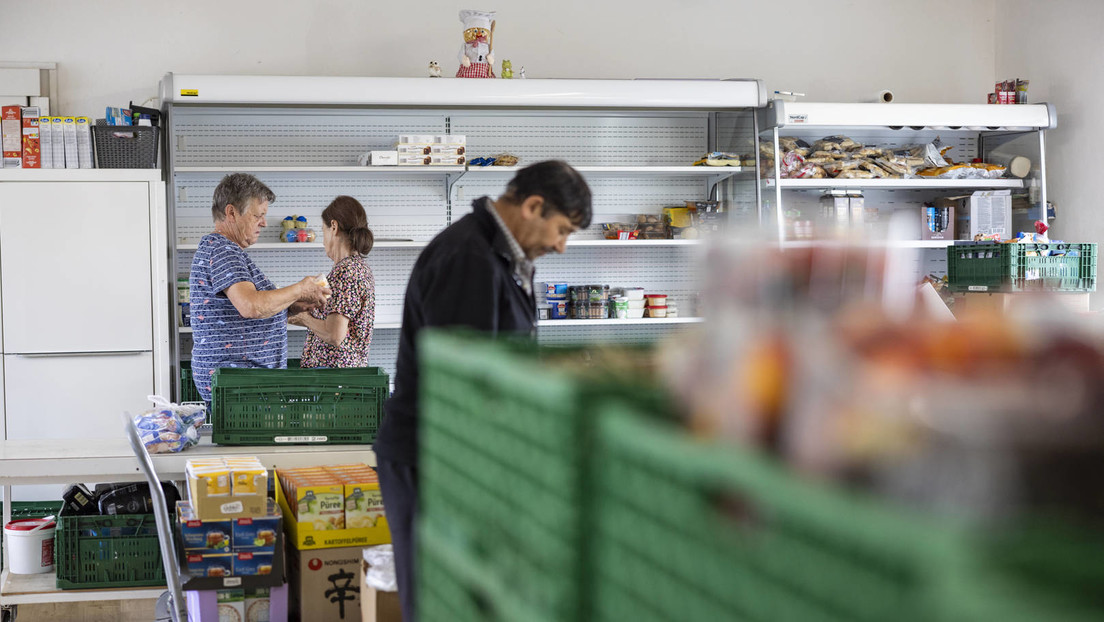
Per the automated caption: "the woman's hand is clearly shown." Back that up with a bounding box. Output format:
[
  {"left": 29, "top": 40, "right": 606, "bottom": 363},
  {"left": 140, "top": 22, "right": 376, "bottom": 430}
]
[{"left": 288, "top": 311, "right": 311, "bottom": 327}]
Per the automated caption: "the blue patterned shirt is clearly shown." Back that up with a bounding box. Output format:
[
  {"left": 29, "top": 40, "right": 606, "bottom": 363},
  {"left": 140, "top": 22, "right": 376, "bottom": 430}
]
[{"left": 189, "top": 233, "right": 286, "bottom": 402}]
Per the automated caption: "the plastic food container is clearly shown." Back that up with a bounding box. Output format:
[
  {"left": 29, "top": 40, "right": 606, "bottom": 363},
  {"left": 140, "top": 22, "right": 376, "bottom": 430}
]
[
  {"left": 646, "top": 305, "right": 668, "bottom": 318},
  {"left": 627, "top": 299, "right": 646, "bottom": 310},
  {"left": 538, "top": 306, "right": 551, "bottom": 320},
  {"left": 613, "top": 297, "right": 630, "bottom": 319},
  {"left": 644, "top": 294, "right": 668, "bottom": 307},
  {"left": 542, "top": 282, "right": 569, "bottom": 296},
  {"left": 624, "top": 288, "right": 645, "bottom": 301},
  {"left": 627, "top": 308, "right": 645, "bottom": 319},
  {"left": 549, "top": 300, "right": 568, "bottom": 319},
  {"left": 5, "top": 518, "right": 56, "bottom": 574}
]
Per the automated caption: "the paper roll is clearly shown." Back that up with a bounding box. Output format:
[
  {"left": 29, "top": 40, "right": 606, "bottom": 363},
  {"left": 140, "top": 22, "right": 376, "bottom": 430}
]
[{"left": 867, "top": 90, "right": 894, "bottom": 103}]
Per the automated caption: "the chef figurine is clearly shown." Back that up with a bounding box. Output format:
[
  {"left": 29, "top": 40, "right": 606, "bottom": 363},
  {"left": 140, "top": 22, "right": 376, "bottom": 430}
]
[{"left": 455, "top": 9, "right": 496, "bottom": 78}]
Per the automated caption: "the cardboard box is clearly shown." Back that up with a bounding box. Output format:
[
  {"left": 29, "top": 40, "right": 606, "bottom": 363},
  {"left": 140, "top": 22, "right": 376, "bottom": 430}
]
[
  {"left": 217, "top": 589, "right": 246, "bottom": 621},
  {"left": 75, "top": 117, "right": 92, "bottom": 169},
  {"left": 49, "top": 116, "right": 65, "bottom": 168},
  {"left": 176, "top": 501, "right": 232, "bottom": 552},
  {"left": 185, "top": 552, "right": 234, "bottom": 578},
  {"left": 233, "top": 551, "right": 276, "bottom": 576},
  {"left": 943, "top": 191, "right": 1012, "bottom": 241},
  {"left": 922, "top": 203, "right": 955, "bottom": 240},
  {"left": 276, "top": 474, "right": 390, "bottom": 550},
  {"left": 20, "top": 107, "right": 39, "bottom": 168},
  {"left": 62, "top": 116, "right": 78, "bottom": 169},
  {"left": 245, "top": 587, "right": 272, "bottom": 622},
  {"left": 369, "top": 151, "right": 397, "bottom": 166},
  {"left": 37, "top": 116, "right": 52, "bottom": 168},
  {"left": 360, "top": 559, "right": 402, "bottom": 622},
  {"left": 2, "top": 105, "right": 22, "bottom": 167},
  {"left": 233, "top": 499, "right": 282, "bottom": 552},
  {"left": 289, "top": 545, "right": 363, "bottom": 622},
  {"left": 187, "top": 457, "right": 268, "bottom": 520}
]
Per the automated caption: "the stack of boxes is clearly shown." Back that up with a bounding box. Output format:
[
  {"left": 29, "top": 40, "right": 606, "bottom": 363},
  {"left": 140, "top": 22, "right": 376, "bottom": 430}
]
[
  {"left": 277, "top": 463, "right": 391, "bottom": 622},
  {"left": 364, "top": 134, "right": 466, "bottom": 166},
  {"left": 1, "top": 106, "right": 91, "bottom": 169},
  {"left": 178, "top": 456, "right": 282, "bottom": 578}
]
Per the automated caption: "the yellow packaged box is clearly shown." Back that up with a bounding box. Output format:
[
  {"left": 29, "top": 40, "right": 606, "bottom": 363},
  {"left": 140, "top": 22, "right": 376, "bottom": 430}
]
[
  {"left": 276, "top": 468, "right": 391, "bottom": 550},
  {"left": 327, "top": 467, "right": 386, "bottom": 531},
  {"left": 187, "top": 457, "right": 268, "bottom": 520}
]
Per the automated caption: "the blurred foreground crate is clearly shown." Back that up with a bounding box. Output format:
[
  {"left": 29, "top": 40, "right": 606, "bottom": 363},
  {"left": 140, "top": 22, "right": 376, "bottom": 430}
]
[
  {"left": 590, "top": 405, "right": 1104, "bottom": 622},
  {"left": 418, "top": 331, "right": 667, "bottom": 622}
]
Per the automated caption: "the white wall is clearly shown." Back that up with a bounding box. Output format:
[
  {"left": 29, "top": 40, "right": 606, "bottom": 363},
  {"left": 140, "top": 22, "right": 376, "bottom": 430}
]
[
  {"left": 996, "top": 0, "right": 1103, "bottom": 250},
  {"left": 2, "top": 0, "right": 995, "bottom": 115}
]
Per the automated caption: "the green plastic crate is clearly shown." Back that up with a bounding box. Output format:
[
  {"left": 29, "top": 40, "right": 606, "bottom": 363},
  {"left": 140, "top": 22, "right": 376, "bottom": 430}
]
[
  {"left": 418, "top": 519, "right": 550, "bottom": 622},
  {"left": 179, "top": 358, "right": 300, "bottom": 404},
  {"left": 419, "top": 331, "right": 668, "bottom": 622},
  {"left": 590, "top": 406, "right": 1104, "bottom": 622},
  {"left": 55, "top": 513, "right": 166, "bottom": 589},
  {"left": 210, "top": 366, "right": 387, "bottom": 445},
  {"left": 0, "top": 501, "right": 63, "bottom": 571},
  {"left": 947, "top": 243, "right": 1097, "bottom": 293}
]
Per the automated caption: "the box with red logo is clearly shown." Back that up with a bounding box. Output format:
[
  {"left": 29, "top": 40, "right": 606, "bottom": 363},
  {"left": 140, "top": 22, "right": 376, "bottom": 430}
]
[
  {"left": 2, "top": 106, "right": 21, "bottom": 168},
  {"left": 289, "top": 545, "right": 363, "bottom": 622},
  {"left": 20, "top": 107, "right": 39, "bottom": 168},
  {"left": 232, "top": 499, "right": 282, "bottom": 552}
]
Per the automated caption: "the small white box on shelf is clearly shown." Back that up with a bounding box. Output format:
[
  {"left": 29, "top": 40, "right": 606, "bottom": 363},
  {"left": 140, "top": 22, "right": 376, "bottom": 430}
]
[
  {"left": 62, "top": 116, "right": 78, "bottom": 169},
  {"left": 369, "top": 150, "right": 398, "bottom": 166}
]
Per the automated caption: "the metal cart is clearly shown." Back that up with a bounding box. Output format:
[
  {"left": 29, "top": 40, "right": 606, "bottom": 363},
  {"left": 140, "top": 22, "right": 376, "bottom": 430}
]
[{"left": 124, "top": 417, "right": 188, "bottom": 622}]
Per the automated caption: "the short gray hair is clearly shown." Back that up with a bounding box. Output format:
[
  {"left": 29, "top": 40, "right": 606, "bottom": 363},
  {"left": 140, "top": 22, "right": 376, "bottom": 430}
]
[{"left": 211, "top": 173, "right": 276, "bottom": 222}]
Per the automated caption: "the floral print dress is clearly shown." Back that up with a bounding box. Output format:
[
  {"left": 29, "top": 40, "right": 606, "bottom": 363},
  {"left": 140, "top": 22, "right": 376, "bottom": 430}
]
[{"left": 300, "top": 256, "right": 375, "bottom": 368}]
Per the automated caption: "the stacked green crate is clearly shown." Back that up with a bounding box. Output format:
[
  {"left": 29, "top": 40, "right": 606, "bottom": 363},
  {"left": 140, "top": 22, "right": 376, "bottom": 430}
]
[
  {"left": 947, "top": 242, "right": 1097, "bottom": 292},
  {"left": 590, "top": 405, "right": 1104, "bottom": 622},
  {"left": 417, "top": 331, "right": 666, "bottom": 622},
  {"left": 179, "top": 358, "right": 301, "bottom": 404},
  {"left": 211, "top": 366, "right": 387, "bottom": 445}
]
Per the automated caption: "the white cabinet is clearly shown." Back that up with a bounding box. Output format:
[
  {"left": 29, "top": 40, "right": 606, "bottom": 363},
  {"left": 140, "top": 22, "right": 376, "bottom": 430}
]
[
  {"left": 3, "top": 352, "right": 154, "bottom": 440},
  {"left": 0, "top": 182, "right": 153, "bottom": 353},
  {"left": 0, "top": 170, "right": 170, "bottom": 444}
]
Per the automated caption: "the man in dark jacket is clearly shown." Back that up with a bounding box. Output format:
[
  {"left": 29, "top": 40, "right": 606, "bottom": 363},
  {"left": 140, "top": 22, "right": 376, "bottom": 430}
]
[{"left": 374, "top": 160, "right": 592, "bottom": 621}]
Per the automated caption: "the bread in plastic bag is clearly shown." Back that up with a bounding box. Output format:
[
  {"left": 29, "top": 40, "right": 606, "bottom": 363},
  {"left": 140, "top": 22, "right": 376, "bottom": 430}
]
[{"left": 134, "top": 395, "right": 206, "bottom": 453}]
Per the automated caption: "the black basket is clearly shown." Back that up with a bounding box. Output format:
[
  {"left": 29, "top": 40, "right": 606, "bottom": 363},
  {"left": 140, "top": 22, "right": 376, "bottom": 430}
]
[{"left": 93, "top": 119, "right": 158, "bottom": 168}]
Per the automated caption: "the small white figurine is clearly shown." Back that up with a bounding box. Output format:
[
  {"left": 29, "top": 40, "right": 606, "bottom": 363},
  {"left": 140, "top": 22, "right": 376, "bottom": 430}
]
[
  {"left": 428, "top": 61, "right": 442, "bottom": 78},
  {"left": 518, "top": 66, "right": 527, "bottom": 79}
]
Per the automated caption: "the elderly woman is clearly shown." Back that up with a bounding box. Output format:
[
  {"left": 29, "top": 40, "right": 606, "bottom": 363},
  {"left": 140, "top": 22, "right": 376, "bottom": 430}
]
[
  {"left": 291, "top": 195, "right": 376, "bottom": 367},
  {"left": 189, "top": 173, "right": 330, "bottom": 402}
]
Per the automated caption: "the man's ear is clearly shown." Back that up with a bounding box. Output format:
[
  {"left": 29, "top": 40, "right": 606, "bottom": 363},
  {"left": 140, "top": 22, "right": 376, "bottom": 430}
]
[
  {"left": 519, "top": 195, "right": 544, "bottom": 219},
  {"left": 224, "top": 204, "right": 237, "bottom": 220}
]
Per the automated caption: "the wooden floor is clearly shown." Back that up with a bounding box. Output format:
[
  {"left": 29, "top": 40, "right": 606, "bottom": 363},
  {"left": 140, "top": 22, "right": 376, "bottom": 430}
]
[{"left": 14, "top": 598, "right": 159, "bottom": 621}]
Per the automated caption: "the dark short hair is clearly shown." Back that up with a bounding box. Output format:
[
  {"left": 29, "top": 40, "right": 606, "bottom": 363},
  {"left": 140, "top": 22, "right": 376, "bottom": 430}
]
[
  {"left": 211, "top": 173, "right": 276, "bottom": 221},
  {"left": 322, "top": 195, "right": 375, "bottom": 256},
  {"left": 504, "top": 160, "right": 592, "bottom": 229}
]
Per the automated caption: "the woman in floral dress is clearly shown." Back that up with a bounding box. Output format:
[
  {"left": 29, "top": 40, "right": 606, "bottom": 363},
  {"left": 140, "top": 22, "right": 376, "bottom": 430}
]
[{"left": 291, "top": 196, "right": 375, "bottom": 367}]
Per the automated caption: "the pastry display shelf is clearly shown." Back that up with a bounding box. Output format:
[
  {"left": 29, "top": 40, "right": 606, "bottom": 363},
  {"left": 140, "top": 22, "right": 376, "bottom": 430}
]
[
  {"left": 763, "top": 178, "right": 1025, "bottom": 191},
  {"left": 0, "top": 439, "right": 374, "bottom": 605}
]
